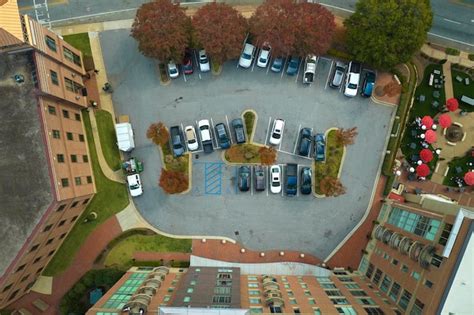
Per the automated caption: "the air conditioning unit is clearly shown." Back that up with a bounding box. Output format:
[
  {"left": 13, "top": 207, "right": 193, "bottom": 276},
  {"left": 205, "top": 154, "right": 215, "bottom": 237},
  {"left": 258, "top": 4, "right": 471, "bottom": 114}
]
[
  {"left": 71, "top": 73, "right": 76, "bottom": 77},
  {"left": 75, "top": 95, "right": 80, "bottom": 100}
]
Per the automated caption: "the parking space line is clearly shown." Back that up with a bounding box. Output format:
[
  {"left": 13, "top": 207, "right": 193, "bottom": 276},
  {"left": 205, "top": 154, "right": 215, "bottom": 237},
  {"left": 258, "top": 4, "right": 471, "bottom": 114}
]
[
  {"left": 180, "top": 123, "right": 187, "bottom": 153},
  {"left": 278, "top": 128, "right": 284, "bottom": 151},
  {"left": 339, "top": 70, "right": 346, "bottom": 93},
  {"left": 265, "top": 116, "right": 272, "bottom": 146},
  {"left": 195, "top": 120, "right": 203, "bottom": 149},
  {"left": 210, "top": 117, "right": 218, "bottom": 149},
  {"left": 280, "top": 164, "right": 285, "bottom": 197},
  {"left": 225, "top": 115, "right": 233, "bottom": 145},
  {"left": 251, "top": 47, "right": 259, "bottom": 72},
  {"left": 293, "top": 124, "right": 302, "bottom": 155},
  {"left": 308, "top": 127, "right": 314, "bottom": 158},
  {"left": 250, "top": 166, "right": 254, "bottom": 195},
  {"left": 193, "top": 50, "right": 202, "bottom": 80},
  {"left": 325, "top": 60, "right": 334, "bottom": 90},
  {"left": 280, "top": 55, "right": 288, "bottom": 79},
  {"left": 296, "top": 164, "right": 300, "bottom": 197},
  {"left": 294, "top": 58, "right": 302, "bottom": 84},
  {"left": 183, "top": 71, "right": 187, "bottom": 83},
  {"left": 266, "top": 56, "right": 272, "bottom": 75},
  {"left": 234, "top": 167, "right": 238, "bottom": 194}
]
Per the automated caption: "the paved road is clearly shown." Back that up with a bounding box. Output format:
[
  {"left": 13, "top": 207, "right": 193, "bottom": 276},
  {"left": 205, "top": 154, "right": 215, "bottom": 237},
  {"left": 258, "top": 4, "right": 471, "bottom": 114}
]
[{"left": 99, "top": 29, "right": 394, "bottom": 259}]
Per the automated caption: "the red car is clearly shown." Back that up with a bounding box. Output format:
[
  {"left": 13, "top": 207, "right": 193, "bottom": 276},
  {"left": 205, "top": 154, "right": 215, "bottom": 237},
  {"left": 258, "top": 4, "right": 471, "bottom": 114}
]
[{"left": 182, "top": 49, "right": 193, "bottom": 74}]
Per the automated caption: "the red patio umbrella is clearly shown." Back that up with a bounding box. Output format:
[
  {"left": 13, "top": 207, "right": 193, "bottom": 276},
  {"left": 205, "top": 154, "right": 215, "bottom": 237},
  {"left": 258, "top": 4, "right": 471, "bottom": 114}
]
[
  {"left": 464, "top": 171, "right": 474, "bottom": 186},
  {"left": 421, "top": 116, "right": 433, "bottom": 129},
  {"left": 439, "top": 113, "right": 452, "bottom": 128},
  {"left": 419, "top": 149, "right": 433, "bottom": 163},
  {"left": 416, "top": 164, "right": 430, "bottom": 177},
  {"left": 425, "top": 130, "right": 437, "bottom": 144},
  {"left": 446, "top": 98, "right": 459, "bottom": 112}
]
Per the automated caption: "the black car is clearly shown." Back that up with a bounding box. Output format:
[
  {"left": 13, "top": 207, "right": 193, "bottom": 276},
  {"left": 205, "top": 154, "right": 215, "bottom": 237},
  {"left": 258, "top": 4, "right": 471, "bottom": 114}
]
[
  {"left": 254, "top": 165, "right": 265, "bottom": 191},
  {"left": 298, "top": 128, "right": 312, "bottom": 156},
  {"left": 300, "top": 167, "right": 312, "bottom": 195},
  {"left": 215, "top": 123, "right": 231, "bottom": 149},
  {"left": 232, "top": 118, "right": 246, "bottom": 144},
  {"left": 238, "top": 166, "right": 250, "bottom": 191}
]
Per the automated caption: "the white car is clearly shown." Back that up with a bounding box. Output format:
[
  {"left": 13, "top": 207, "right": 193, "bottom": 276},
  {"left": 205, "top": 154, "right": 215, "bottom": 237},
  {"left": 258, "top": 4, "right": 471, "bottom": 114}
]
[
  {"left": 167, "top": 61, "right": 179, "bottom": 79},
  {"left": 344, "top": 61, "right": 361, "bottom": 97},
  {"left": 269, "top": 118, "right": 285, "bottom": 145},
  {"left": 198, "top": 119, "right": 212, "bottom": 142},
  {"left": 257, "top": 44, "right": 271, "bottom": 68},
  {"left": 127, "top": 174, "right": 143, "bottom": 197},
  {"left": 239, "top": 43, "right": 255, "bottom": 68},
  {"left": 198, "top": 50, "right": 210, "bottom": 72},
  {"left": 184, "top": 125, "right": 198, "bottom": 151},
  {"left": 270, "top": 165, "right": 282, "bottom": 194}
]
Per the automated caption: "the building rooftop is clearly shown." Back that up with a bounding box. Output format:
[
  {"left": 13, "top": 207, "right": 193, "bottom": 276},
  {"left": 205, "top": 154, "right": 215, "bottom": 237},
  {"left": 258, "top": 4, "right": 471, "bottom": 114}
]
[{"left": 0, "top": 50, "right": 53, "bottom": 277}]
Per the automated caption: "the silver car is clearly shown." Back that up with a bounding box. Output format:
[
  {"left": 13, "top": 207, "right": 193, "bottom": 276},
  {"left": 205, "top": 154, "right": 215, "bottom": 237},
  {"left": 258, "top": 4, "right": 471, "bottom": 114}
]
[{"left": 330, "top": 61, "right": 346, "bottom": 88}]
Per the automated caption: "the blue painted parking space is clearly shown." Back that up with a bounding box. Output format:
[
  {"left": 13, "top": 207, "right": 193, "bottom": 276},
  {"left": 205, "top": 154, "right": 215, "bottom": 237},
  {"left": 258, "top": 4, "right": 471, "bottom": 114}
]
[{"left": 204, "top": 162, "right": 223, "bottom": 195}]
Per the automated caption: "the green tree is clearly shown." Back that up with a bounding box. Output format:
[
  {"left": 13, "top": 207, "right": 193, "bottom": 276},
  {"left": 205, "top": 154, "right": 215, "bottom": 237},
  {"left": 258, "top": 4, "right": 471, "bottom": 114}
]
[{"left": 344, "top": 0, "right": 432, "bottom": 69}]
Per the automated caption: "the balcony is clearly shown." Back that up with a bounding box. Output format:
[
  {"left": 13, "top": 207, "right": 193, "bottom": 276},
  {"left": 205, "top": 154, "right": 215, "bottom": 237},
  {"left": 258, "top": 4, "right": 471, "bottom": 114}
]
[
  {"left": 419, "top": 245, "right": 436, "bottom": 269},
  {"left": 409, "top": 242, "right": 424, "bottom": 262},
  {"left": 399, "top": 237, "right": 413, "bottom": 255},
  {"left": 374, "top": 225, "right": 386, "bottom": 241},
  {"left": 389, "top": 232, "right": 403, "bottom": 249}
]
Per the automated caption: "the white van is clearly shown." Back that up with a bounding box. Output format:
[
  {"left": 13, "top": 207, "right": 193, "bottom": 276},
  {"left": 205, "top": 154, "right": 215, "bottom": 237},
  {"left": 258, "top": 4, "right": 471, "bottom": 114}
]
[{"left": 115, "top": 122, "right": 135, "bottom": 152}]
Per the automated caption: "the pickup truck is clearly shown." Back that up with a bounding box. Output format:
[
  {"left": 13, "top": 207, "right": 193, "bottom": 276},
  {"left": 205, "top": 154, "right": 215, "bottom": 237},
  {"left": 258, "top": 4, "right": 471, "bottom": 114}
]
[
  {"left": 286, "top": 163, "right": 298, "bottom": 196},
  {"left": 198, "top": 119, "right": 214, "bottom": 153},
  {"left": 303, "top": 55, "right": 317, "bottom": 84},
  {"left": 170, "top": 126, "right": 185, "bottom": 157}
]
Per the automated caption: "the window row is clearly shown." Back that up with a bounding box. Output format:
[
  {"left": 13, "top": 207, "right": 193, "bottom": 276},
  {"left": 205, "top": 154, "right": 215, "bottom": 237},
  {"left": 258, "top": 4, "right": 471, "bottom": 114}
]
[
  {"left": 60, "top": 175, "right": 93, "bottom": 187},
  {"left": 49, "top": 70, "right": 84, "bottom": 95},
  {"left": 47, "top": 105, "right": 81, "bottom": 121},
  {"left": 51, "top": 129, "right": 85, "bottom": 142},
  {"left": 45, "top": 35, "right": 83, "bottom": 67},
  {"left": 56, "top": 154, "right": 88, "bottom": 163}
]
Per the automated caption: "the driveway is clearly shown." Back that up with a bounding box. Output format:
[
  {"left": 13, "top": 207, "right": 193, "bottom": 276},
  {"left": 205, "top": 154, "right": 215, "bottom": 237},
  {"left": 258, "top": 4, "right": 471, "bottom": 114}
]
[{"left": 100, "top": 29, "right": 395, "bottom": 259}]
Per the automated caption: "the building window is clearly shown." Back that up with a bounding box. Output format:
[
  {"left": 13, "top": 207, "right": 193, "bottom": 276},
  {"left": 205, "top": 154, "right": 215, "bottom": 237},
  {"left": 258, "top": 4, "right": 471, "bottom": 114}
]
[
  {"left": 83, "top": 155, "right": 89, "bottom": 163},
  {"left": 391, "top": 258, "right": 399, "bottom": 266},
  {"left": 20, "top": 275, "right": 29, "bottom": 283},
  {"left": 66, "top": 132, "right": 73, "bottom": 140},
  {"left": 65, "top": 77, "right": 74, "bottom": 91},
  {"left": 304, "top": 290, "right": 312, "bottom": 296},
  {"left": 60, "top": 233, "right": 67, "bottom": 239},
  {"left": 410, "top": 299, "right": 424, "bottom": 315},
  {"left": 8, "top": 289, "right": 20, "bottom": 301},
  {"left": 411, "top": 271, "right": 421, "bottom": 280},
  {"left": 334, "top": 271, "right": 348, "bottom": 275},
  {"left": 87, "top": 176, "right": 93, "bottom": 184},
  {"left": 250, "top": 307, "right": 263, "bottom": 313},
  {"left": 287, "top": 290, "right": 294, "bottom": 297},
  {"left": 289, "top": 298, "right": 297, "bottom": 304},
  {"left": 16, "top": 264, "right": 26, "bottom": 272},
  {"left": 33, "top": 256, "right": 42, "bottom": 264},
  {"left": 383, "top": 253, "right": 390, "bottom": 260},
  {"left": 438, "top": 223, "right": 453, "bottom": 246},
  {"left": 336, "top": 307, "right": 357, "bottom": 315},
  {"left": 61, "top": 178, "right": 69, "bottom": 187},
  {"left": 338, "top": 277, "right": 353, "bottom": 282},
  {"left": 62, "top": 109, "right": 70, "bottom": 118},
  {"left": 52, "top": 129, "right": 61, "bottom": 139},
  {"left": 63, "top": 47, "right": 82, "bottom": 66},
  {"left": 45, "top": 35, "right": 57, "bottom": 51},
  {"left": 300, "top": 283, "right": 308, "bottom": 288},
  {"left": 364, "top": 307, "right": 385, "bottom": 315},
  {"left": 75, "top": 113, "right": 81, "bottom": 121},
  {"left": 357, "top": 298, "right": 376, "bottom": 305},
  {"left": 388, "top": 207, "right": 441, "bottom": 241},
  {"left": 284, "top": 284, "right": 290, "bottom": 289},
  {"left": 398, "top": 289, "right": 412, "bottom": 310},
  {"left": 365, "top": 263, "right": 374, "bottom": 279},
  {"left": 380, "top": 275, "right": 392, "bottom": 293},
  {"left": 424, "top": 279, "right": 433, "bottom": 289},
  {"left": 269, "top": 306, "right": 282, "bottom": 313},
  {"left": 248, "top": 283, "right": 259, "bottom": 288},
  {"left": 57, "top": 204, "right": 66, "bottom": 211},
  {"left": 313, "top": 309, "right": 322, "bottom": 315},
  {"left": 248, "top": 276, "right": 258, "bottom": 281},
  {"left": 58, "top": 220, "right": 66, "bottom": 227},
  {"left": 212, "top": 296, "right": 231, "bottom": 304},
  {"left": 249, "top": 298, "right": 261, "bottom": 304},
  {"left": 431, "top": 253, "right": 443, "bottom": 268},
  {"left": 345, "top": 283, "right": 360, "bottom": 289},
  {"left": 71, "top": 201, "right": 79, "bottom": 208},
  {"left": 71, "top": 216, "right": 78, "bottom": 222},
  {"left": 48, "top": 105, "right": 56, "bottom": 115},
  {"left": 401, "top": 264, "right": 409, "bottom": 273},
  {"left": 30, "top": 244, "right": 39, "bottom": 252},
  {"left": 50, "top": 70, "right": 59, "bottom": 85},
  {"left": 2, "top": 284, "right": 13, "bottom": 292},
  {"left": 36, "top": 267, "right": 44, "bottom": 274},
  {"left": 322, "top": 283, "right": 337, "bottom": 289},
  {"left": 185, "top": 287, "right": 193, "bottom": 293},
  {"left": 75, "top": 177, "right": 82, "bottom": 185},
  {"left": 83, "top": 198, "right": 90, "bottom": 205},
  {"left": 47, "top": 250, "right": 55, "bottom": 257},
  {"left": 350, "top": 290, "right": 367, "bottom": 297},
  {"left": 372, "top": 268, "right": 383, "bottom": 285},
  {"left": 325, "top": 290, "right": 342, "bottom": 297},
  {"left": 46, "top": 238, "right": 54, "bottom": 245},
  {"left": 71, "top": 154, "right": 77, "bottom": 163},
  {"left": 79, "top": 134, "right": 85, "bottom": 142},
  {"left": 293, "top": 308, "right": 300, "bottom": 314},
  {"left": 249, "top": 290, "right": 260, "bottom": 296},
  {"left": 43, "top": 224, "right": 53, "bottom": 232},
  {"left": 389, "top": 282, "right": 401, "bottom": 302},
  {"left": 331, "top": 298, "right": 349, "bottom": 305},
  {"left": 163, "top": 295, "right": 171, "bottom": 302},
  {"left": 56, "top": 154, "right": 65, "bottom": 163},
  {"left": 308, "top": 298, "right": 316, "bottom": 304}
]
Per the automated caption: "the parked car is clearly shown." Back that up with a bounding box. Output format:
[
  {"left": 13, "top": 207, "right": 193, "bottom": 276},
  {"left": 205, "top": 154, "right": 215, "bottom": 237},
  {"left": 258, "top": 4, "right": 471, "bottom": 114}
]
[
  {"left": 361, "top": 71, "right": 376, "bottom": 97},
  {"left": 182, "top": 49, "right": 193, "bottom": 74},
  {"left": 232, "top": 118, "right": 246, "bottom": 144},
  {"left": 270, "top": 165, "right": 282, "bottom": 194},
  {"left": 269, "top": 118, "right": 285, "bottom": 145},
  {"left": 330, "top": 61, "right": 346, "bottom": 88},
  {"left": 198, "top": 50, "right": 210, "bottom": 72},
  {"left": 167, "top": 61, "right": 179, "bottom": 79},
  {"left": 286, "top": 56, "right": 300, "bottom": 75},
  {"left": 239, "top": 43, "right": 255, "bottom": 68},
  {"left": 344, "top": 61, "right": 361, "bottom": 97},
  {"left": 285, "top": 163, "right": 297, "bottom": 196},
  {"left": 254, "top": 166, "right": 266, "bottom": 191},
  {"left": 198, "top": 119, "right": 213, "bottom": 153},
  {"left": 257, "top": 44, "right": 271, "bottom": 68},
  {"left": 298, "top": 127, "right": 312, "bottom": 156},
  {"left": 170, "top": 125, "right": 185, "bottom": 157},
  {"left": 303, "top": 55, "right": 317, "bottom": 84},
  {"left": 300, "top": 167, "right": 312, "bottom": 195},
  {"left": 127, "top": 173, "right": 143, "bottom": 197},
  {"left": 314, "top": 133, "right": 326, "bottom": 162},
  {"left": 271, "top": 57, "right": 284, "bottom": 73},
  {"left": 184, "top": 125, "right": 198, "bottom": 151},
  {"left": 215, "top": 123, "right": 231, "bottom": 149},
  {"left": 238, "top": 166, "right": 250, "bottom": 192}
]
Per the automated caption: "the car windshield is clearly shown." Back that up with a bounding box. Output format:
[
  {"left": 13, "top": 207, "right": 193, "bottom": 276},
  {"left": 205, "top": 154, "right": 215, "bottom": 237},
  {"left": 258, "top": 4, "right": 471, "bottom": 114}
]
[
  {"left": 272, "top": 180, "right": 280, "bottom": 186},
  {"left": 348, "top": 83, "right": 357, "bottom": 89},
  {"left": 200, "top": 57, "right": 208, "bottom": 64},
  {"left": 169, "top": 68, "right": 177, "bottom": 74},
  {"left": 243, "top": 53, "right": 252, "bottom": 60},
  {"left": 273, "top": 133, "right": 281, "bottom": 139},
  {"left": 259, "top": 57, "right": 266, "bottom": 62},
  {"left": 188, "top": 138, "right": 196, "bottom": 144},
  {"left": 130, "top": 184, "right": 140, "bottom": 190}
]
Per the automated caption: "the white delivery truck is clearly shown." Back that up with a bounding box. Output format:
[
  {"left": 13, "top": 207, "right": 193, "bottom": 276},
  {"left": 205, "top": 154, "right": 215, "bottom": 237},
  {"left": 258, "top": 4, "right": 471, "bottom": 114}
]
[{"left": 115, "top": 117, "right": 135, "bottom": 152}]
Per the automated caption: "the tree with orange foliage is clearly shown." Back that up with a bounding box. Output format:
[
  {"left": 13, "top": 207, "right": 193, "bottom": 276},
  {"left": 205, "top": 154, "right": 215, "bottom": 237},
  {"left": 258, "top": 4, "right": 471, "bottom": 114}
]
[
  {"left": 335, "top": 127, "right": 358, "bottom": 146},
  {"left": 146, "top": 122, "right": 169, "bottom": 146},
  {"left": 319, "top": 176, "right": 346, "bottom": 197},
  {"left": 159, "top": 169, "right": 189, "bottom": 194},
  {"left": 259, "top": 146, "right": 277, "bottom": 165}
]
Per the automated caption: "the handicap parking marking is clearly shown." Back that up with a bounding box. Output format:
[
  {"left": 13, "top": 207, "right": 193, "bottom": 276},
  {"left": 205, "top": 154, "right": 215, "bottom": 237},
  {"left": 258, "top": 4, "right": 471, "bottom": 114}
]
[
  {"left": 204, "top": 162, "right": 223, "bottom": 195},
  {"left": 325, "top": 59, "right": 335, "bottom": 90}
]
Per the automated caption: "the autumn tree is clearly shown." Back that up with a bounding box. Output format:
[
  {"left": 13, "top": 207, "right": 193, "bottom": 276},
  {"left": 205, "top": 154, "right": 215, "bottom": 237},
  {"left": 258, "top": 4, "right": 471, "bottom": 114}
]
[
  {"left": 344, "top": 0, "right": 432, "bottom": 69},
  {"left": 131, "top": 0, "right": 190, "bottom": 62},
  {"left": 146, "top": 122, "right": 169, "bottom": 146},
  {"left": 249, "top": 0, "right": 298, "bottom": 57},
  {"left": 293, "top": 3, "right": 335, "bottom": 56},
  {"left": 319, "top": 176, "right": 346, "bottom": 197},
  {"left": 335, "top": 127, "right": 358, "bottom": 146},
  {"left": 192, "top": 3, "right": 247, "bottom": 64},
  {"left": 259, "top": 146, "right": 277, "bottom": 165},
  {"left": 159, "top": 168, "right": 189, "bottom": 194}
]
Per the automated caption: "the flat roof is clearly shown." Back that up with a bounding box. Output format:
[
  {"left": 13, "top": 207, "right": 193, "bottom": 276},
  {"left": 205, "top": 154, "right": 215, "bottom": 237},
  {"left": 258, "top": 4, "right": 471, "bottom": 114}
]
[{"left": 0, "top": 50, "right": 53, "bottom": 277}]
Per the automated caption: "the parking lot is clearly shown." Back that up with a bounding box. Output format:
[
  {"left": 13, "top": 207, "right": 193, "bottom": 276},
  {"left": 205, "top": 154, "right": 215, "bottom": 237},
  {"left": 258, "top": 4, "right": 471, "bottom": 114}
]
[{"left": 101, "top": 29, "right": 395, "bottom": 259}]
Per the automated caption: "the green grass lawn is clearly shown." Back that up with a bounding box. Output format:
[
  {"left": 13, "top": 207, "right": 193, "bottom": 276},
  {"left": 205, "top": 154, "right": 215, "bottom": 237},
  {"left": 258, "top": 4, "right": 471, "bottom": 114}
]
[
  {"left": 43, "top": 111, "right": 129, "bottom": 276},
  {"left": 95, "top": 110, "right": 121, "bottom": 171},
  {"left": 63, "top": 33, "right": 92, "bottom": 58},
  {"left": 104, "top": 232, "right": 191, "bottom": 268},
  {"left": 451, "top": 70, "right": 474, "bottom": 112},
  {"left": 443, "top": 151, "right": 473, "bottom": 187},
  {"left": 313, "top": 130, "right": 344, "bottom": 195}
]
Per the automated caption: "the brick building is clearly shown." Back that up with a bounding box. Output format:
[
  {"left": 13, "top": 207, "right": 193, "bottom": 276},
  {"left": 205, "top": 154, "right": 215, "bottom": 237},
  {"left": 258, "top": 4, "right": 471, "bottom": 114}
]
[
  {"left": 0, "top": 0, "right": 95, "bottom": 308},
  {"left": 358, "top": 194, "right": 473, "bottom": 315}
]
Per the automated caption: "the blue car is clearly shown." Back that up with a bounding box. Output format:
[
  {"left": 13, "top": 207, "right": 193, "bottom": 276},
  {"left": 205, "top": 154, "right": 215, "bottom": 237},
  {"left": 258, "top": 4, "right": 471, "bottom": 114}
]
[
  {"left": 361, "top": 71, "right": 376, "bottom": 97},
  {"left": 314, "top": 133, "right": 325, "bottom": 162},
  {"left": 286, "top": 56, "right": 300, "bottom": 75},
  {"left": 215, "top": 123, "right": 231, "bottom": 149},
  {"left": 271, "top": 57, "right": 284, "bottom": 73}
]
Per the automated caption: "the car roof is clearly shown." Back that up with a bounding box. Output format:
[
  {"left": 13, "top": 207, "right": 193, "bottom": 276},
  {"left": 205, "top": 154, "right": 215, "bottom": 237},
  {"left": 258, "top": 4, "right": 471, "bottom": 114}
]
[
  {"left": 198, "top": 119, "right": 210, "bottom": 127},
  {"left": 244, "top": 43, "right": 255, "bottom": 51},
  {"left": 127, "top": 174, "right": 140, "bottom": 185}
]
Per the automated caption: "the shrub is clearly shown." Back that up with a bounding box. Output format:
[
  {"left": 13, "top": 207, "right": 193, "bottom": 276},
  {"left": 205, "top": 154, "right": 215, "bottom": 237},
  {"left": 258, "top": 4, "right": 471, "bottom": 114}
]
[
  {"left": 159, "top": 168, "right": 189, "bottom": 194},
  {"left": 146, "top": 122, "right": 169, "bottom": 146},
  {"left": 469, "top": 54, "right": 474, "bottom": 61},
  {"left": 259, "top": 146, "right": 277, "bottom": 165},
  {"left": 243, "top": 111, "right": 255, "bottom": 140},
  {"left": 335, "top": 127, "right": 358, "bottom": 146},
  {"left": 445, "top": 47, "right": 460, "bottom": 56},
  {"left": 319, "top": 176, "right": 346, "bottom": 197}
]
